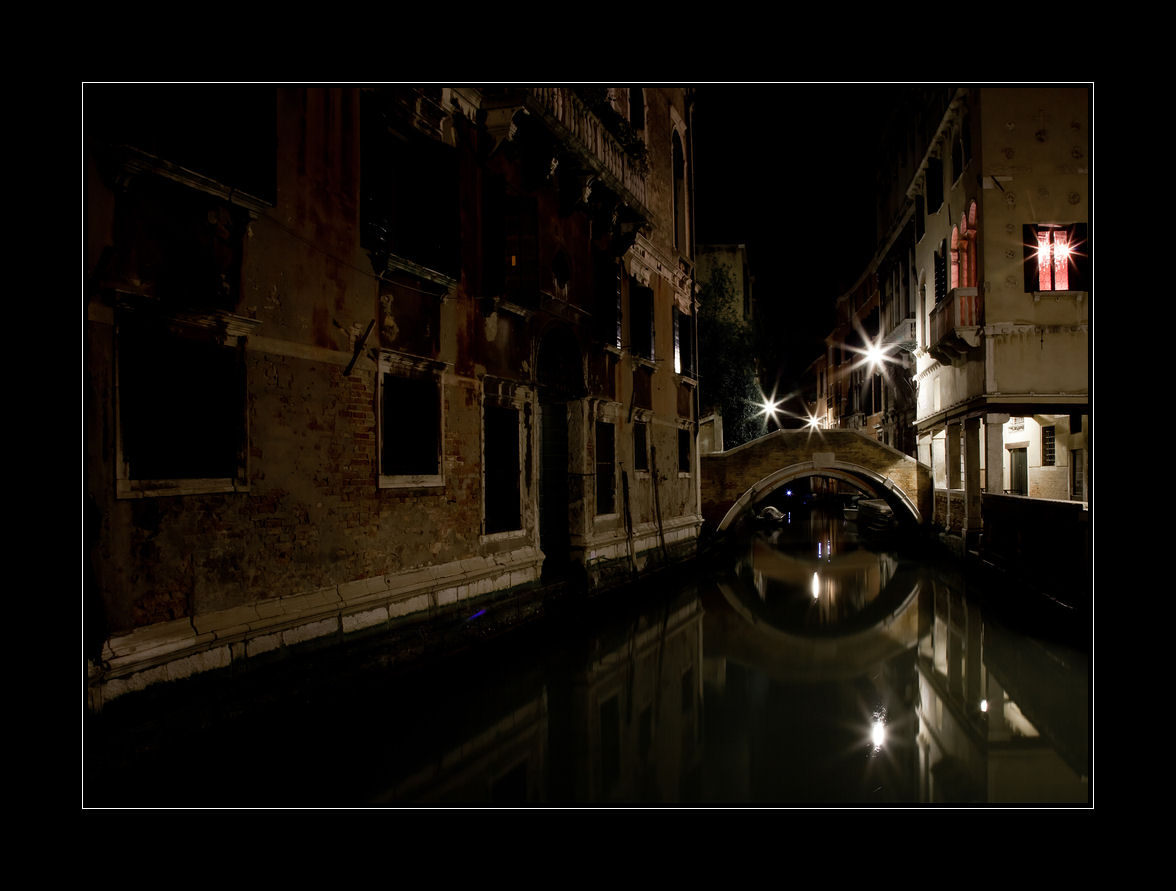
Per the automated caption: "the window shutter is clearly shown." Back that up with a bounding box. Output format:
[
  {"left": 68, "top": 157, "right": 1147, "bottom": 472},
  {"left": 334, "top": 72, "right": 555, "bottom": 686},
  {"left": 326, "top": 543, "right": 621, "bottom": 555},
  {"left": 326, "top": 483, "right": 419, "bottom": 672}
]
[
  {"left": 1067, "top": 223, "right": 1089, "bottom": 291},
  {"left": 1023, "top": 224, "right": 1040, "bottom": 292}
]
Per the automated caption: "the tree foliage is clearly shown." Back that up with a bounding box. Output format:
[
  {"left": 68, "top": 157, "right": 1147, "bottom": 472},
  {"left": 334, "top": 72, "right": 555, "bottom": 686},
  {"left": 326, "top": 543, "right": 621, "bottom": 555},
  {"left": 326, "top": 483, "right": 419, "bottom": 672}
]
[{"left": 697, "top": 265, "right": 763, "bottom": 449}]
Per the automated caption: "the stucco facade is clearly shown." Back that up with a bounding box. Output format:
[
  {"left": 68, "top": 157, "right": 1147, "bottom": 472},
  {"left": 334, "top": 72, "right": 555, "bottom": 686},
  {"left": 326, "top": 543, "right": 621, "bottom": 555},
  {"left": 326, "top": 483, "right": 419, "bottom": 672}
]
[
  {"left": 909, "top": 87, "right": 1090, "bottom": 545},
  {"left": 85, "top": 86, "right": 701, "bottom": 706}
]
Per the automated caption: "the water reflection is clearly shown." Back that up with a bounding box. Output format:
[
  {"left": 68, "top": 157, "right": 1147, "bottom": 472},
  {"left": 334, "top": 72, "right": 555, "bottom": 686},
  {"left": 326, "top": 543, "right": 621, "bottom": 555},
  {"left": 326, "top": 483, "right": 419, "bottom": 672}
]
[
  {"left": 739, "top": 503, "right": 907, "bottom": 633},
  {"left": 85, "top": 504, "right": 1089, "bottom": 806}
]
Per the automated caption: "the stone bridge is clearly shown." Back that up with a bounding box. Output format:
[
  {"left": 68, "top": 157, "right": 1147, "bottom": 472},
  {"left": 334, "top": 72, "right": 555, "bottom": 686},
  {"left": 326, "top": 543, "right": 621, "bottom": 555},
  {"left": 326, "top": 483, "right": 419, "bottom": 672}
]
[{"left": 701, "top": 429, "right": 932, "bottom": 534}]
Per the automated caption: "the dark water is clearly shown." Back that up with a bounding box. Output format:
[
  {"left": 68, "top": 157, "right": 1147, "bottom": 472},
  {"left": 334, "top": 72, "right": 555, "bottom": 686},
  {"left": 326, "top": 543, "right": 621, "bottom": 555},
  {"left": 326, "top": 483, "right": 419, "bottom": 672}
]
[{"left": 84, "top": 502, "right": 1091, "bottom": 807}]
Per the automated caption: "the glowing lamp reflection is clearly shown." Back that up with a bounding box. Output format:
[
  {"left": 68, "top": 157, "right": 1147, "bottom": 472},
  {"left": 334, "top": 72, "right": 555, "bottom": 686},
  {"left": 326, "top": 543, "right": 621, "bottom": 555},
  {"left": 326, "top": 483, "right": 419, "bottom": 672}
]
[
  {"left": 980, "top": 699, "right": 988, "bottom": 713},
  {"left": 871, "top": 719, "right": 886, "bottom": 750},
  {"left": 811, "top": 571, "right": 820, "bottom": 599}
]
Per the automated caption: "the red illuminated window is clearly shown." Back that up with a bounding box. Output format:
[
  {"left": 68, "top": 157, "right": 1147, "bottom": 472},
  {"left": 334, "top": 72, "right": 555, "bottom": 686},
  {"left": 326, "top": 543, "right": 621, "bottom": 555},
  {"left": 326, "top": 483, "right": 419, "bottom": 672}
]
[{"left": 1024, "top": 224, "right": 1088, "bottom": 292}]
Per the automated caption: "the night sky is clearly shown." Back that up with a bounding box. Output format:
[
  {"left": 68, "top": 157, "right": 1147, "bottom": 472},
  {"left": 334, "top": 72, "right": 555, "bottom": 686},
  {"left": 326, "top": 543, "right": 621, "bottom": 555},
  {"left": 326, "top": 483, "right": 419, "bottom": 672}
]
[{"left": 692, "top": 84, "right": 899, "bottom": 396}]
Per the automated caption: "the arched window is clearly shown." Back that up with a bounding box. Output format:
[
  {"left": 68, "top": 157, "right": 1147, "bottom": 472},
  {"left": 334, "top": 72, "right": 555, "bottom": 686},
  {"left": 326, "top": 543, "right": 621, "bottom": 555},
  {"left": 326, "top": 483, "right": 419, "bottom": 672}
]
[
  {"left": 672, "top": 130, "right": 686, "bottom": 252},
  {"left": 965, "top": 201, "right": 978, "bottom": 287},
  {"left": 628, "top": 87, "right": 644, "bottom": 131},
  {"left": 950, "top": 226, "right": 961, "bottom": 290},
  {"left": 918, "top": 272, "right": 928, "bottom": 349}
]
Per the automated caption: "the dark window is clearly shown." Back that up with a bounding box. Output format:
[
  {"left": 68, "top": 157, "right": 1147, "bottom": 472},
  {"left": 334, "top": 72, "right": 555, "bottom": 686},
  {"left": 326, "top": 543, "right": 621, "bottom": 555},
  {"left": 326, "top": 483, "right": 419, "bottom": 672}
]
[
  {"left": 674, "top": 307, "right": 694, "bottom": 376},
  {"left": 672, "top": 131, "right": 686, "bottom": 252},
  {"left": 109, "top": 175, "right": 250, "bottom": 313},
  {"left": 951, "top": 135, "right": 962, "bottom": 183},
  {"left": 596, "top": 421, "right": 616, "bottom": 515},
  {"left": 629, "top": 88, "right": 645, "bottom": 131},
  {"left": 678, "top": 428, "right": 691, "bottom": 473},
  {"left": 633, "top": 366, "right": 653, "bottom": 411},
  {"left": 484, "top": 403, "right": 521, "bottom": 533},
  {"left": 594, "top": 252, "right": 622, "bottom": 347},
  {"left": 934, "top": 243, "right": 948, "bottom": 303},
  {"left": 117, "top": 315, "right": 245, "bottom": 484},
  {"left": 1071, "top": 449, "right": 1085, "bottom": 500},
  {"left": 1042, "top": 425, "right": 1056, "bottom": 466},
  {"left": 634, "top": 422, "right": 648, "bottom": 472},
  {"left": 629, "top": 283, "right": 654, "bottom": 358},
  {"left": 915, "top": 193, "right": 926, "bottom": 242},
  {"left": 926, "top": 157, "right": 944, "bottom": 213},
  {"left": 1023, "top": 224, "right": 1089, "bottom": 292},
  {"left": 382, "top": 372, "right": 441, "bottom": 479},
  {"left": 552, "top": 249, "right": 571, "bottom": 293},
  {"left": 361, "top": 92, "right": 460, "bottom": 279}
]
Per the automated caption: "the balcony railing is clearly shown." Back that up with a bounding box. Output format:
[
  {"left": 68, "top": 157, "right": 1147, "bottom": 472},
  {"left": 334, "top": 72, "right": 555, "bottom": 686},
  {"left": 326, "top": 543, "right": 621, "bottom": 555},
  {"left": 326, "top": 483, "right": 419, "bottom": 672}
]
[
  {"left": 883, "top": 317, "right": 917, "bottom": 352},
  {"left": 928, "top": 287, "right": 981, "bottom": 365},
  {"left": 485, "top": 87, "right": 649, "bottom": 218}
]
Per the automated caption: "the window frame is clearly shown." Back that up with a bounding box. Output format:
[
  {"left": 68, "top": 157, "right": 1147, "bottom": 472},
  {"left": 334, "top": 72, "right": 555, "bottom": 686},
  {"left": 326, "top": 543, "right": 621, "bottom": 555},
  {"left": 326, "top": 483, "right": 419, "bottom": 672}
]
[
  {"left": 1071, "top": 448, "right": 1085, "bottom": 501},
  {"left": 633, "top": 420, "right": 649, "bottom": 473},
  {"left": 378, "top": 351, "right": 446, "bottom": 490},
  {"left": 114, "top": 305, "right": 257, "bottom": 500},
  {"left": 482, "top": 383, "right": 529, "bottom": 539},
  {"left": 1042, "top": 425, "right": 1056, "bottom": 467},
  {"left": 1023, "top": 223, "right": 1089, "bottom": 293},
  {"left": 595, "top": 418, "right": 618, "bottom": 517},
  {"left": 673, "top": 305, "right": 695, "bottom": 377},
  {"left": 628, "top": 280, "right": 655, "bottom": 360}
]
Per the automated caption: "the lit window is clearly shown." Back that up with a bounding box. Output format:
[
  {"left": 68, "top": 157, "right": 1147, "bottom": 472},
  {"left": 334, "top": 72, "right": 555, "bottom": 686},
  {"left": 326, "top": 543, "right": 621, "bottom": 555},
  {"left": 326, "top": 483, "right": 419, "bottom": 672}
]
[{"left": 1024, "top": 224, "right": 1088, "bottom": 292}]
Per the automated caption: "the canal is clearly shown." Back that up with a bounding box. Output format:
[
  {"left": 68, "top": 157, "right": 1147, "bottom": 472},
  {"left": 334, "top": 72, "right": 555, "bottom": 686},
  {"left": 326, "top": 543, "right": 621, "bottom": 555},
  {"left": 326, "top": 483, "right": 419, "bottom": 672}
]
[{"left": 84, "top": 497, "right": 1090, "bottom": 807}]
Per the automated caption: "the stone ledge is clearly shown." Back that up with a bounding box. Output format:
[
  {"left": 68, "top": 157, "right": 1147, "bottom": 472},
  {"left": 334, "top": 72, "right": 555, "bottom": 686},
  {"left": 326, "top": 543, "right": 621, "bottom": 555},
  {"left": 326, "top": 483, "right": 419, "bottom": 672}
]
[{"left": 91, "top": 545, "right": 545, "bottom": 708}]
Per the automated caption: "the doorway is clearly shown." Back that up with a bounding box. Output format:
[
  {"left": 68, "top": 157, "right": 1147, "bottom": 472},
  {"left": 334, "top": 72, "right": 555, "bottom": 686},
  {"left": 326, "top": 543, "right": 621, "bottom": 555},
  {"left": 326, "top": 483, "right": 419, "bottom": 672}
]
[{"left": 1009, "top": 447, "right": 1027, "bottom": 496}]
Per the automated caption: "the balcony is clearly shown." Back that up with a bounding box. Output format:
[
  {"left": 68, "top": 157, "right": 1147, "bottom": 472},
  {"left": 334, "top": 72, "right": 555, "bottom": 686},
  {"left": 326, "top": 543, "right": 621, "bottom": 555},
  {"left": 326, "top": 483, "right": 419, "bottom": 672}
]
[
  {"left": 482, "top": 87, "right": 650, "bottom": 220},
  {"left": 883, "top": 316, "right": 917, "bottom": 352},
  {"left": 928, "top": 287, "right": 981, "bottom": 365}
]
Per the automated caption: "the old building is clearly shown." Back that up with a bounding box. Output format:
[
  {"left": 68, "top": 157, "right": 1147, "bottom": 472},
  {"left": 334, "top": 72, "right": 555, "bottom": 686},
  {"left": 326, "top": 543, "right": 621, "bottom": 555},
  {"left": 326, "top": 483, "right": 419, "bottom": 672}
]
[
  {"left": 809, "top": 86, "right": 1090, "bottom": 586},
  {"left": 909, "top": 88, "right": 1089, "bottom": 551},
  {"left": 84, "top": 86, "right": 701, "bottom": 706}
]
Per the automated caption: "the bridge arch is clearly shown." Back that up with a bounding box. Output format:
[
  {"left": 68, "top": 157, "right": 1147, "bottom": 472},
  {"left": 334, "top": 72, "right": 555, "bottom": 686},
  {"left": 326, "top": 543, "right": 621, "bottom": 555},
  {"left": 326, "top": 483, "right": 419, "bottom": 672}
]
[{"left": 714, "top": 459, "right": 923, "bottom": 533}]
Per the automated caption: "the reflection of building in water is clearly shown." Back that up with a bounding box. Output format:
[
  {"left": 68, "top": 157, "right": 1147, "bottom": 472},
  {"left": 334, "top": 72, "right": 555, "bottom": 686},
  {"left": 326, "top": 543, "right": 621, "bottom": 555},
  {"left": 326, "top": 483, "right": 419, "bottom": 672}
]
[
  {"left": 370, "top": 588, "right": 703, "bottom": 804},
  {"left": 550, "top": 595, "right": 704, "bottom": 803},
  {"left": 373, "top": 689, "right": 549, "bottom": 804},
  {"left": 915, "top": 577, "right": 1088, "bottom": 803}
]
